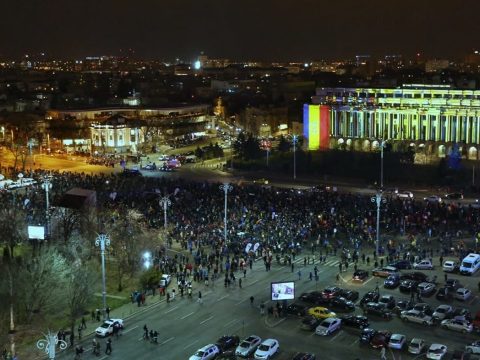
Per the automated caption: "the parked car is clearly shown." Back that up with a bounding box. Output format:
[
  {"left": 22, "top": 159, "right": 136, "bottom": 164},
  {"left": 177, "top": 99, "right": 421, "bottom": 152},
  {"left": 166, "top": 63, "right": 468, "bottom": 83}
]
[
  {"left": 315, "top": 318, "right": 342, "bottom": 336},
  {"left": 443, "top": 260, "right": 459, "bottom": 273},
  {"left": 338, "top": 289, "right": 359, "bottom": 302},
  {"left": 189, "top": 344, "right": 220, "bottom": 360},
  {"left": 400, "top": 309, "right": 433, "bottom": 325},
  {"left": 389, "top": 260, "right": 412, "bottom": 270},
  {"left": 397, "top": 191, "right": 414, "bottom": 199},
  {"left": 360, "top": 291, "right": 380, "bottom": 307},
  {"left": 393, "top": 300, "right": 414, "bottom": 315},
  {"left": 388, "top": 334, "right": 406, "bottom": 350},
  {"left": 426, "top": 344, "right": 447, "bottom": 359},
  {"left": 363, "top": 302, "right": 393, "bottom": 319},
  {"left": 445, "top": 278, "right": 463, "bottom": 290},
  {"left": 340, "top": 315, "right": 369, "bottom": 330},
  {"left": 384, "top": 274, "right": 401, "bottom": 289},
  {"left": 450, "top": 308, "right": 471, "bottom": 321},
  {"left": 329, "top": 297, "right": 355, "bottom": 312},
  {"left": 414, "top": 259, "right": 434, "bottom": 270},
  {"left": 399, "top": 280, "right": 419, "bottom": 293},
  {"left": 292, "top": 353, "right": 316, "bottom": 360},
  {"left": 307, "top": 306, "right": 336, "bottom": 320},
  {"left": 444, "top": 192, "right": 463, "bottom": 200},
  {"left": 417, "top": 282, "right": 437, "bottom": 296},
  {"left": 159, "top": 274, "right": 172, "bottom": 288},
  {"left": 95, "top": 319, "right": 124, "bottom": 337},
  {"left": 215, "top": 336, "right": 240, "bottom": 352},
  {"left": 400, "top": 272, "right": 429, "bottom": 282},
  {"left": 455, "top": 288, "right": 472, "bottom": 301},
  {"left": 424, "top": 195, "right": 442, "bottom": 203},
  {"left": 436, "top": 287, "right": 454, "bottom": 301},
  {"left": 235, "top": 335, "right": 262, "bottom": 357},
  {"left": 352, "top": 270, "right": 369, "bottom": 282},
  {"left": 359, "top": 328, "right": 376, "bottom": 345},
  {"left": 441, "top": 318, "right": 473, "bottom": 333},
  {"left": 370, "top": 330, "right": 392, "bottom": 349},
  {"left": 413, "top": 303, "right": 433, "bottom": 315},
  {"left": 285, "top": 303, "right": 308, "bottom": 317},
  {"left": 451, "top": 350, "right": 472, "bottom": 360},
  {"left": 300, "top": 316, "right": 322, "bottom": 331},
  {"left": 433, "top": 305, "right": 454, "bottom": 321},
  {"left": 408, "top": 338, "right": 426, "bottom": 355},
  {"left": 253, "top": 338, "right": 279, "bottom": 360},
  {"left": 378, "top": 295, "right": 396, "bottom": 310},
  {"left": 372, "top": 266, "right": 398, "bottom": 277},
  {"left": 321, "top": 286, "right": 342, "bottom": 300},
  {"left": 299, "top": 291, "right": 326, "bottom": 305}
]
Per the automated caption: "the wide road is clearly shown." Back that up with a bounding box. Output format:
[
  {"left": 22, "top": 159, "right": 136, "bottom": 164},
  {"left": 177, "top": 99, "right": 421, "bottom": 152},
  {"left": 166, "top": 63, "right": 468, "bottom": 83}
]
[{"left": 56, "top": 250, "right": 480, "bottom": 360}]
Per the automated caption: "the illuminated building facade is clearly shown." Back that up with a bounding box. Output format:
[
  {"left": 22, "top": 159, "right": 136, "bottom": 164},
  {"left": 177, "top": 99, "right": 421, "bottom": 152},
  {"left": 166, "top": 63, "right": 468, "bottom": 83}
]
[{"left": 304, "top": 84, "right": 480, "bottom": 159}]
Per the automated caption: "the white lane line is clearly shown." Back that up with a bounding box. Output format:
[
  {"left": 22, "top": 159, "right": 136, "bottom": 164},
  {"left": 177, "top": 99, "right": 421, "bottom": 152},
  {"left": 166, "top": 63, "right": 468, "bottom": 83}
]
[
  {"left": 248, "top": 279, "right": 259, "bottom": 286},
  {"left": 161, "top": 337, "right": 175, "bottom": 345},
  {"left": 223, "top": 318, "right": 239, "bottom": 328},
  {"left": 349, "top": 339, "right": 359, "bottom": 347},
  {"left": 329, "top": 331, "right": 342, "bottom": 342},
  {"left": 181, "top": 311, "right": 195, "bottom": 319},
  {"left": 216, "top": 295, "right": 229, "bottom": 302},
  {"left": 123, "top": 325, "right": 138, "bottom": 334},
  {"left": 183, "top": 339, "right": 198, "bottom": 350},
  {"left": 200, "top": 315, "right": 214, "bottom": 324},
  {"left": 99, "top": 356, "right": 108, "bottom": 360},
  {"left": 235, "top": 298, "right": 248, "bottom": 305},
  {"left": 165, "top": 305, "right": 179, "bottom": 314},
  {"left": 362, "top": 277, "right": 375, "bottom": 286}
]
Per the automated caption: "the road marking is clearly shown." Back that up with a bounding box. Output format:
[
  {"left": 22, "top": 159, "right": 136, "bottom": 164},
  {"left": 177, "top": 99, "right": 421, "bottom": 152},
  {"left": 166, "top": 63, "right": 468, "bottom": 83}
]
[
  {"left": 165, "top": 305, "right": 179, "bottom": 314},
  {"left": 248, "top": 280, "right": 259, "bottom": 286},
  {"left": 161, "top": 337, "right": 175, "bottom": 345},
  {"left": 235, "top": 298, "right": 248, "bottom": 305},
  {"left": 468, "top": 296, "right": 477, "bottom": 305},
  {"left": 181, "top": 311, "right": 195, "bottom": 319},
  {"left": 123, "top": 325, "right": 138, "bottom": 334},
  {"left": 349, "top": 339, "right": 359, "bottom": 347},
  {"left": 362, "top": 277, "right": 375, "bottom": 286},
  {"left": 200, "top": 315, "right": 214, "bottom": 324},
  {"left": 99, "top": 356, "right": 108, "bottom": 360},
  {"left": 183, "top": 339, "right": 198, "bottom": 350},
  {"left": 216, "top": 295, "right": 229, "bottom": 302},
  {"left": 223, "top": 319, "right": 239, "bottom": 328},
  {"left": 329, "top": 331, "right": 342, "bottom": 342}
]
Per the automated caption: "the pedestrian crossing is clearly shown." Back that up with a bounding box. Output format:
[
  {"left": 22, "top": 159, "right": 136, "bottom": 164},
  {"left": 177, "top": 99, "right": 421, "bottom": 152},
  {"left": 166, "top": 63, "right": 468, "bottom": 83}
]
[{"left": 290, "top": 256, "right": 352, "bottom": 268}]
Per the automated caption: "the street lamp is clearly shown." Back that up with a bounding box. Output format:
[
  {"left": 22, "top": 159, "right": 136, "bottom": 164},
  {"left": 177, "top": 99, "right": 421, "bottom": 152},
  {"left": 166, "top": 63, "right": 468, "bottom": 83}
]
[
  {"left": 36, "top": 330, "right": 67, "bottom": 360},
  {"left": 379, "top": 139, "right": 387, "bottom": 190},
  {"left": 371, "top": 193, "right": 386, "bottom": 257},
  {"left": 42, "top": 176, "right": 52, "bottom": 238},
  {"left": 159, "top": 196, "right": 171, "bottom": 229},
  {"left": 142, "top": 251, "right": 152, "bottom": 269},
  {"left": 95, "top": 233, "right": 110, "bottom": 321},
  {"left": 219, "top": 182, "right": 233, "bottom": 243},
  {"left": 292, "top": 135, "right": 298, "bottom": 180}
]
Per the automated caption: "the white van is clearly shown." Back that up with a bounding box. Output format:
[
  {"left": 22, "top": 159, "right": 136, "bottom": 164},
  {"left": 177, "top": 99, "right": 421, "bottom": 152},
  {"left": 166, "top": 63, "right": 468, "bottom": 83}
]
[{"left": 459, "top": 253, "right": 480, "bottom": 275}]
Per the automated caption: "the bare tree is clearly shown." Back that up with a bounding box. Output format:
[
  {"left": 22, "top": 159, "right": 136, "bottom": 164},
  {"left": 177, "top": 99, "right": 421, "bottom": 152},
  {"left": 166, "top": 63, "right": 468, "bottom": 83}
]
[{"left": 0, "top": 205, "right": 27, "bottom": 259}]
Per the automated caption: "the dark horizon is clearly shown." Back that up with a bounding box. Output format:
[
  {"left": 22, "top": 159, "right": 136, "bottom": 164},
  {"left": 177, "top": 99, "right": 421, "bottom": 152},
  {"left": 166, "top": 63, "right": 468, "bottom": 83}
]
[{"left": 1, "top": 0, "right": 480, "bottom": 61}]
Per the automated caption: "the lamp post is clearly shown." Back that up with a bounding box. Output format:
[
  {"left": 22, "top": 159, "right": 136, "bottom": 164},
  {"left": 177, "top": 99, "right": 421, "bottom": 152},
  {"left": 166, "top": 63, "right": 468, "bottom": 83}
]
[
  {"left": 379, "top": 139, "right": 386, "bottom": 189},
  {"left": 36, "top": 330, "right": 67, "bottom": 360},
  {"left": 42, "top": 176, "right": 52, "bottom": 238},
  {"left": 219, "top": 182, "right": 233, "bottom": 243},
  {"left": 159, "top": 196, "right": 171, "bottom": 229},
  {"left": 371, "top": 139, "right": 388, "bottom": 256},
  {"left": 95, "top": 233, "right": 110, "bottom": 321},
  {"left": 292, "top": 135, "right": 298, "bottom": 180}
]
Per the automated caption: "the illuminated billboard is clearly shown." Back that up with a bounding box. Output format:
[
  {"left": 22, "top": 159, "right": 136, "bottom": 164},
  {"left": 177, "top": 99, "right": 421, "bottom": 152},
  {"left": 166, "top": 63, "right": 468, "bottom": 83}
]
[{"left": 271, "top": 281, "right": 295, "bottom": 301}]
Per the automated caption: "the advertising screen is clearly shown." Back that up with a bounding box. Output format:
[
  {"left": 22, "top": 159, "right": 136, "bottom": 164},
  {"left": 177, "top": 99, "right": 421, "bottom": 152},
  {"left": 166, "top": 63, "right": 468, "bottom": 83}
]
[
  {"left": 271, "top": 281, "right": 295, "bottom": 301},
  {"left": 28, "top": 225, "right": 45, "bottom": 240}
]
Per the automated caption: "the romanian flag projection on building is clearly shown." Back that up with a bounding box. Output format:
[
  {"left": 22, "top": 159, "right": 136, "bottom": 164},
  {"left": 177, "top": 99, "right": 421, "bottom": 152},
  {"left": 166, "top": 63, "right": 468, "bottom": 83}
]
[{"left": 303, "top": 104, "right": 330, "bottom": 150}]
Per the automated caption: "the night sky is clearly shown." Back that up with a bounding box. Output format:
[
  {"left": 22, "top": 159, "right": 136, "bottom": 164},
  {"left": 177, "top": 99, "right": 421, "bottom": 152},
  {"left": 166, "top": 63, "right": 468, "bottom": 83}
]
[{"left": 1, "top": 0, "right": 479, "bottom": 61}]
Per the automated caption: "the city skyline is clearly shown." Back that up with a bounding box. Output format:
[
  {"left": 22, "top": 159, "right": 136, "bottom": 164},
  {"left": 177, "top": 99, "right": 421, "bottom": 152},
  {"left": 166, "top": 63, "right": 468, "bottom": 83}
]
[{"left": 1, "top": 0, "right": 480, "bottom": 61}]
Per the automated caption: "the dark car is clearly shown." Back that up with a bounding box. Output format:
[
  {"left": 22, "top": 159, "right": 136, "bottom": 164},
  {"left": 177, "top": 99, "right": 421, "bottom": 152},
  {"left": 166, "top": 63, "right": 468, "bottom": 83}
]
[
  {"left": 216, "top": 351, "right": 237, "bottom": 360},
  {"left": 341, "top": 315, "right": 369, "bottom": 330},
  {"left": 450, "top": 308, "right": 472, "bottom": 321},
  {"left": 444, "top": 192, "right": 464, "bottom": 200},
  {"left": 413, "top": 303, "right": 433, "bottom": 316},
  {"left": 286, "top": 303, "right": 308, "bottom": 317},
  {"left": 400, "top": 272, "right": 428, "bottom": 282},
  {"left": 339, "top": 289, "right": 359, "bottom": 302},
  {"left": 378, "top": 295, "right": 396, "bottom": 310},
  {"left": 417, "top": 282, "right": 437, "bottom": 297},
  {"left": 360, "top": 291, "right": 380, "bottom": 307},
  {"left": 399, "top": 280, "right": 419, "bottom": 293},
  {"left": 436, "top": 287, "right": 454, "bottom": 301},
  {"left": 301, "top": 316, "right": 322, "bottom": 331},
  {"left": 384, "top": 274, "right": 401, "bottom": 289},
  {"left": 389, "top": 260, "right": 412, "bottom": 270},
  {"left": 370, "top": 330, "right": 392, "bottom": 349},
  {"left": 363, "top": 302, "right": 393, "bottom": 319},
  {"left": 359, "top": 328, "right": 377, "bottom": 345},
  {"left": 393, "top": 300, "right": 414, "bottom": 315},
  {"left": 353, "top": 270, "right": 369, "bottom": 282},
  {"left": 451, "top": 350, "right": 471, "bottom": 360},
  {"left": 445, "top": 279, "right": 462, "bottom": 290},
  {"left": 292, "top": 353, "right": 316, "bottom": 360},
  {"left": 120, "top": 168, "right": 142, "bottom": 177},
  {"left": 299, "top": 291, "right": 324, "bottom": 305},
  {"left": 321, "top": 286, "right": 342, "bottom": 299},
  {"left": 216, "top": 335, "right": 240, "bottom": 352},
  {"left": 330, "top": 297, "right": 355, "bottom": 312}
]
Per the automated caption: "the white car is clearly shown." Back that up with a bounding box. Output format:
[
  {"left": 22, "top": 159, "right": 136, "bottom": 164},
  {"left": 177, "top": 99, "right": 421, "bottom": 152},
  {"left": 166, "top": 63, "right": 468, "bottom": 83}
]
[
  {"left": 397, "top": 191, "right": 414, "bottom": 199},
  {"left": 254, "top": 338, "right": 279, "bottom": 359},
  {"left": 159, "top": 274, "right": 171, "bottom": 287},
  {"left": 413, "top": 259, "right": 434, "bottom": 270},
  {"left": 95, "top": 318, "right": 124, "bottom": 337},
  {"left": 417, "top": 282, "right": 436, "bottom": 295},
  {"left": 388, "top": 334, "right": 406, "bottom": 350},
  {"left": 424, "top": 195, "right": 442, "bottom": 203},
  {"left": 235, "top": 335, "right": 262, "bottom": 357},
  {"left": 315, "top": 317, "right": 341, "bottom": 336},
  {"left": 408, "top": 338, "right": 426, "bottom": 355},
  {"left": 441, "top": 318, "right": 473, "bottom": 333},
  {"left": 432, "top": 305, "right": 453, "bottom": 321},
  {"left": 426, "top": 344, "right": 447, "bottom": 359},
  {"left": 400, "top": 309, "right": 434, "bottom": 326},
  {"left": 465, "top": 341, "right": 480, "bottom": 354},
  {"left": 455, "top": 288, "right": 472, "bottom": 301},
  {"left": 443, "top": 260, "right": 457, "bottom": 272},
  {"left": 189, "top": 344, "right": 220, "bottom": 360}
]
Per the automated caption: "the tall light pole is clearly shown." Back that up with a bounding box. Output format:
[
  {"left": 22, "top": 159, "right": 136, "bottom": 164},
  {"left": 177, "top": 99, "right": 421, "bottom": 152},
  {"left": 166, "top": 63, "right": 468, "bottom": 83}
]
[
  {"left": 371, "top": 139, "right": 387, "bottom": 256},
  {"left": 159, "top": 196, "right": 171, "bottom": 229},
  {"left": 219, "top": 182, "right": 233, "bottom": 243},
  {"left": 95, "top": 233, "right": 110, "bottom": 321},
  {"left": 36, "top": 330, "right": 67, "bottom": 360},
  {"left": 42, "top": 177, "right": 52, "bottom": 238},
  {"left": 293, "top": 135, "right": 298, "bottom": 180},
  {"left": 380, "top": 139, "right": 386, "bottom": 189}
]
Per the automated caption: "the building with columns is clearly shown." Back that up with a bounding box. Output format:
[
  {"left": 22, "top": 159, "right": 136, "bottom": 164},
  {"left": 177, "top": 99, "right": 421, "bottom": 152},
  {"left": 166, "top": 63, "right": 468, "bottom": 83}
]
[
  {"left": 304, "top": 84, "right": 480, "bottom": 159},
  {"left": 90, "top": 115, "right": 144, "bottom": 153}
]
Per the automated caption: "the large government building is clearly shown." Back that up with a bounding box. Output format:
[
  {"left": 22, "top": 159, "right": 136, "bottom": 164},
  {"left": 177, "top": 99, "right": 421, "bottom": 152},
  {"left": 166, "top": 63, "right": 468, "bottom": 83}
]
[{"left": 303, "top": 84, "right": 480, "bottom": 159}]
